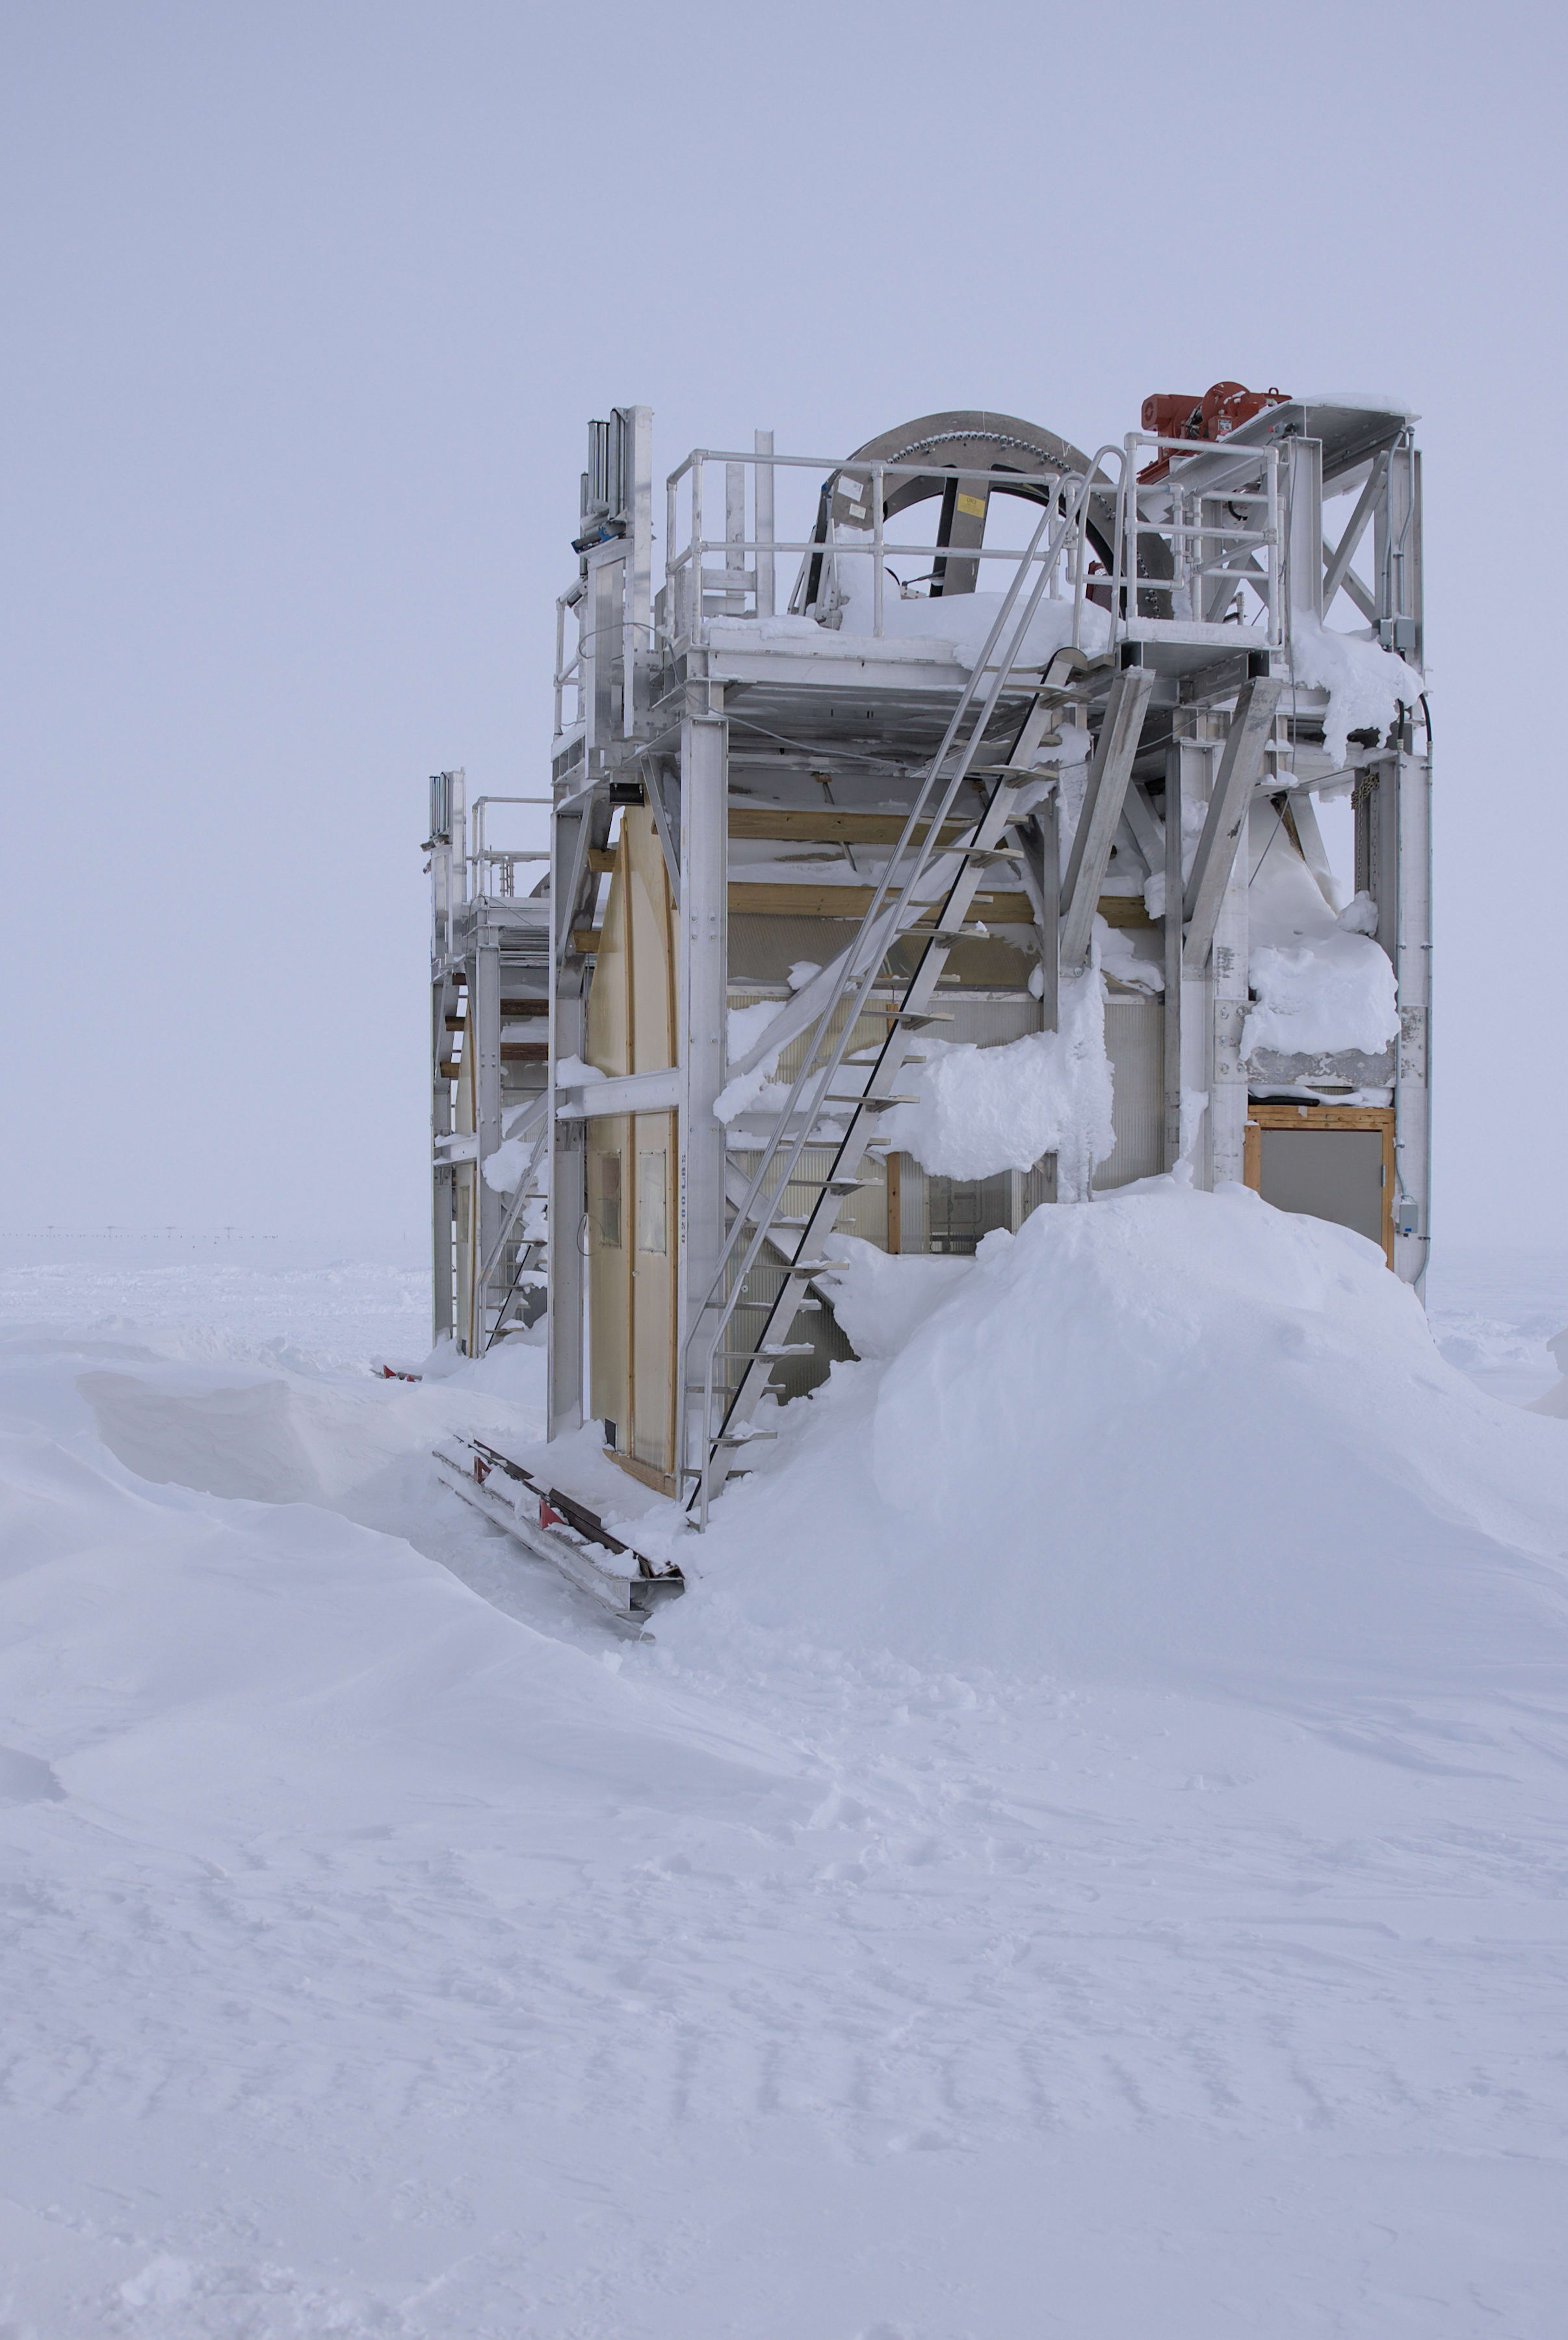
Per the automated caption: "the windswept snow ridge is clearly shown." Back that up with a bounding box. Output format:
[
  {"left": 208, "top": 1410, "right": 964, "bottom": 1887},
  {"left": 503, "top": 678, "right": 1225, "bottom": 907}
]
[{"left": 2, "top": 1216, "right": 1567, "bottom": 2335}]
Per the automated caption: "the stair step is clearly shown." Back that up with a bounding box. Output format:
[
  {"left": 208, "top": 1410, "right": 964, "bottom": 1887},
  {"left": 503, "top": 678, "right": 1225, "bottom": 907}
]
[
  {"left": 854, "top": 1095, "right": 920, "bottom": 1113},
  {"left": 889, "top": 1011, "right": 953, "bottom": 1029},
  {"left": 787, "top": 1259, "right": 850, "bottom": 1277}
]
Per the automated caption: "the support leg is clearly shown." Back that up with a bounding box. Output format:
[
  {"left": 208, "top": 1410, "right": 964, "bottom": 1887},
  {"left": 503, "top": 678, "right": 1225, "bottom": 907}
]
[
  {"left": 1209, "top": 810, "right": 1249, "bottom": 1188},
  {"left": 1162, "top": 745, "right": 1186, "bottom": 1171},
  {"left": 432, "top": 977, "right": 455, "bottom": 1345},
  {"left": 677, "top": 712, "right": 728, "bottom": 1484},
  {"left": 473, "top": 941, "right": 502, "bottom": 1347}
]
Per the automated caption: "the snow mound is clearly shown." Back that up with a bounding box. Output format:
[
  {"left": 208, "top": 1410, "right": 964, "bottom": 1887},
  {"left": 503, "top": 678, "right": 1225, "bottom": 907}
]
[{"left": 685, "top": 1183, "right": 1568, "bottom": 1692}]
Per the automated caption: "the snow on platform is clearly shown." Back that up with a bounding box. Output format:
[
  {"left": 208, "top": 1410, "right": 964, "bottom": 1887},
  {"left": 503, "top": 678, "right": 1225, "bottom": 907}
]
[{"left": 1, "top": 1224, "right": 1567, "bottom": 2334}]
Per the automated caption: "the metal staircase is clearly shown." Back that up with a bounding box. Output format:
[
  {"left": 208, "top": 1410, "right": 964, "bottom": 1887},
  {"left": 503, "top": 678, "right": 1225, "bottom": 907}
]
[
  {"left": 683, "top": 457, "right": 1147, "bottom": 1523},
  {"left": 473, "top": 1095, "right": 551, "bottom": 1350}
]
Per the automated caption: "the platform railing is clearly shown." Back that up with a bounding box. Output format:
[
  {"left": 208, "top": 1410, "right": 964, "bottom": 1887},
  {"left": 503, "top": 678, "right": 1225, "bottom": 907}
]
[
  {"left": 662, "top": 447, "right": 1101, "bottom": 648},
  {"left": 659, "top": 436, "right": 1284, "bottom": 654},
  {"left": 1114, "top": 432, "right": 1283, "bottom": 647},
  {"left": 469, "top": 795, "right": 551, "bottom": 901}
]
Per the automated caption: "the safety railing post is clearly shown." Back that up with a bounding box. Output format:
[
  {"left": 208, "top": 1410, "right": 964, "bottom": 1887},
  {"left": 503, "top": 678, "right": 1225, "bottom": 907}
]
[
  {"left": 755, "top": 432, "right": 775, "bottom": 618},
  {"left": 690, "top": 458, "right": 703, "bottom": 637},
  {"left": 872, "top": 464, "right": 885, "bottom": 637},
  {"left": 1266, "top": 449, "right": 1281, "bottom": 648}
]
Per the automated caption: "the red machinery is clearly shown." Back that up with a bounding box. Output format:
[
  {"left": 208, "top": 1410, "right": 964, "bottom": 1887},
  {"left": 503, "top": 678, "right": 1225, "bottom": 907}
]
[{"left": 1138, "top": 381, "right": 1289, "bottom": 482}]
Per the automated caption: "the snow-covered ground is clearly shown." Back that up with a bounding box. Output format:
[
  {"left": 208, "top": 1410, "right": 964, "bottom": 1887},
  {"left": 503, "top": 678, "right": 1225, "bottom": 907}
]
[{"left": 2, "top": 1218, "right": 1566, "bottom": 2337}]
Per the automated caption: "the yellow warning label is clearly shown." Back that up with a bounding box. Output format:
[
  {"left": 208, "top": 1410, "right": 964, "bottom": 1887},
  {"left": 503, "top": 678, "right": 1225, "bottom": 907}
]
[{"left": 955, "top": 492, "right": 987, "bottom": 519}]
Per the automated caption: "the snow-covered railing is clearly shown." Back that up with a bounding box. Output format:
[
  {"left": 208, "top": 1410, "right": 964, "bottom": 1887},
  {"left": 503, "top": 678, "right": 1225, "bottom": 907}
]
[{"left": 662, "top": 445, "right": 1101, "bottom": 647}]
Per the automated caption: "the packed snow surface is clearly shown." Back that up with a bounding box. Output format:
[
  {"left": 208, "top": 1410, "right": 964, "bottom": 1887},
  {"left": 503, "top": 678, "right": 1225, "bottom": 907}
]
[{"left": 2, "top": 1214, "right": 1567, "bottom": 2335}]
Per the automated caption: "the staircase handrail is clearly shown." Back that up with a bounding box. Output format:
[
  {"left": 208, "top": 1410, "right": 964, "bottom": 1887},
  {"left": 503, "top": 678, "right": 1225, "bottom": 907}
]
[{"left": 683, "top": 449, "right": 1126, "bottom": 1501}]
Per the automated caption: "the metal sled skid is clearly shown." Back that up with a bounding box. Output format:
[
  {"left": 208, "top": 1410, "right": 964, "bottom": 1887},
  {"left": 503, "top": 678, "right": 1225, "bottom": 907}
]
[{"left": 432, "top": 1434, "right": 685, "bottom": 1622}]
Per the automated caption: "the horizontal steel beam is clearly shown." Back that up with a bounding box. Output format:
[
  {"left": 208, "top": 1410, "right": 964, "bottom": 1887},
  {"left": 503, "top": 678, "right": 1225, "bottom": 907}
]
[{"left": 554, "top": 1066, "right": 681, "bottom": 1121}]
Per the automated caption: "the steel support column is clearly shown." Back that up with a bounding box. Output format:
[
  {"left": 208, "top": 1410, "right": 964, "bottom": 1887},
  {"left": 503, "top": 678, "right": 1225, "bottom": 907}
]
[
  {"left": 1370, "top": 737, "right": 1432, "bottom": 1293},
  {"left": 432, "top": 978, "right": 454, "bottom": 1345},
  {"left": 677, "top": 710, "right": 729, "bottom": 1482},
  {"left": 547, "top": 799, "right": 593, "bottom": 1437},
  {"left": 471, "top": 939, "right": 503, "bottom": 1352},
  {"left": 1164, "top": 735, "right": 1219, "bottom": 1177},
  {"left": 1209, "top": 807, "right": 1250, "bottom": 1189}
]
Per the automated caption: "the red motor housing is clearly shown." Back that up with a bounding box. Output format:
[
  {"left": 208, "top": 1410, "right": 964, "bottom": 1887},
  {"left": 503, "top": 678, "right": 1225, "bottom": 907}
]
[
  {"left": 1139, "top": 380, "right": 1290, "bottom": 481},
  {"left": 1200, "top": 380, "right": 1288, "bottom": 438},
  {"left": 1141, "top": 392, "right": 1203, "bottom": 440}
]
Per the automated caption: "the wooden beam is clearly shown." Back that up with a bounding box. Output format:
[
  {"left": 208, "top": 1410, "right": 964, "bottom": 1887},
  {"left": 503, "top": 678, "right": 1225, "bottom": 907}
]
[
  {"left": 727, "top": 882, "right": 1034, "bottom": 922},
  {"left": 727, "top": 807, "right": 969, "bottom": 847},
  {"left": 1246, "top": 1105, "right": 1394, "bottom": 1132}
]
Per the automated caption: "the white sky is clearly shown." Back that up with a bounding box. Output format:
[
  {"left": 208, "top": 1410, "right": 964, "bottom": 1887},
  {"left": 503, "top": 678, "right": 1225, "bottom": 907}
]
[{"left": 3, "top": 0, "right": 1560, "bottom": 1253}]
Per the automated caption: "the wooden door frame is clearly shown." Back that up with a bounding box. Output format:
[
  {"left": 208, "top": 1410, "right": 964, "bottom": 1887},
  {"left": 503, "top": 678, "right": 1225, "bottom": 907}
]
[{"left": 1242, "top": 1103, "right": 1396, "bottom": 1268}]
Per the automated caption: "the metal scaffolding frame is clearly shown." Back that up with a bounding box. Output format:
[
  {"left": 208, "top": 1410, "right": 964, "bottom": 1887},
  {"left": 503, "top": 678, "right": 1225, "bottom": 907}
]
[{"left": 428, "top": 393, "right": 1430, "bottom": 1544}]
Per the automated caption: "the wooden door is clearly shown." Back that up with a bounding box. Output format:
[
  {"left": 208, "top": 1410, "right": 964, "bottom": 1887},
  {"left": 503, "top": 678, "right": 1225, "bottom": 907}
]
[{"left": 586, "top": 808, "right": 679, "bottom": 1489}]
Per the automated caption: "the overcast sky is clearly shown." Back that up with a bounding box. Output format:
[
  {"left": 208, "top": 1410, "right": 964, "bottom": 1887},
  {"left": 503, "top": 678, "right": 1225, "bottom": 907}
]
[{"left": 3, "top": 0, "right": 1561, "bottom": 1255}]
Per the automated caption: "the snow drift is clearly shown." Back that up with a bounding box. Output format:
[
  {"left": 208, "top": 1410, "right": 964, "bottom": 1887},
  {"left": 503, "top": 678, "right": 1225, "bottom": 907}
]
[
  {"left": 681, "top": 1181, "right": 1568, "bottom": 1692},
  {"left": 5, "top": 1248, "right": 1568, "bottom": 2333}
]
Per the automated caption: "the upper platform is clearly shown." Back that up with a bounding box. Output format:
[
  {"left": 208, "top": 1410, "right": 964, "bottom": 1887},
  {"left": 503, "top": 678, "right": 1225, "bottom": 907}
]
[{"left": 552, "top": 401, "right": 1422, "bottom": 800}]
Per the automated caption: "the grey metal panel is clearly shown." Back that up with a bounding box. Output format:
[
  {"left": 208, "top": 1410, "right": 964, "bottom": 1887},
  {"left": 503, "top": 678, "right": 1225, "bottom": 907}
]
[
  {"left": 928, "top": 997, "right": 1038, "bottom": 1046},
  {"left": 1093, "top": 999, "right": 1165, "bottom": 1192},
  {"left": 1259, "top": 1128, "right": 1385, "bottom": 1249}
]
